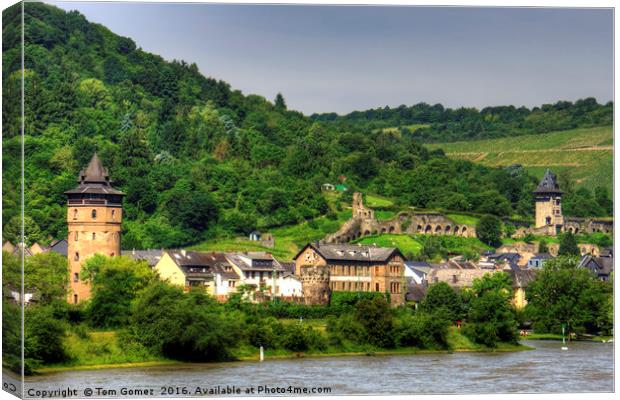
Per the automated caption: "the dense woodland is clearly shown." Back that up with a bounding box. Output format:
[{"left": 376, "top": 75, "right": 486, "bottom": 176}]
[
  {"left": 312, "top": 98, "right": 613, "bottom": 143},
  {"left": 2, "top": 3, "right": 613, "bottom": 249}
]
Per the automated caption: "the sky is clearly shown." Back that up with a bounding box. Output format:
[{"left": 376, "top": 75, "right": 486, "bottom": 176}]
[{"left": 50, "top": 2, "right": 613, "bottom": 115}]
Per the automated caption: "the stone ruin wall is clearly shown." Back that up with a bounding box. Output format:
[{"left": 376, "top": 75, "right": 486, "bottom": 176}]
[
  {"left": 515, "top": 217, "right": 613, "bottom": 238},
  {"left": 299, "top": 264, "right": 331, "bottom": 306},
  {"left": 323, "top": 193, "right": 477, "bottom": 244}
]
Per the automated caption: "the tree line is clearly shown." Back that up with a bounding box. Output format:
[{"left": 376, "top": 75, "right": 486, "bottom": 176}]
[{"left": 312, "top": 99, "right": 613, "bottom": 143}]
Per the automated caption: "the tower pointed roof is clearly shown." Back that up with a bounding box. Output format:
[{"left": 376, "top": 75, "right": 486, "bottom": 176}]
[
  {"left": 81, "top": 153, "right": 109, "bottom": 184},
  {"left": 65, "top": 153, "right": 124, "bottom": 196},
  {"left": 533, "top": 169, "right": 562, "bottom": 195}
]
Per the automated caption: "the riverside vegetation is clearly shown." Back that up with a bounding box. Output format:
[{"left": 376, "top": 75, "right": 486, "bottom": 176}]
[{"left": 3, "top": 251, "right": 612, "bottom": 374}]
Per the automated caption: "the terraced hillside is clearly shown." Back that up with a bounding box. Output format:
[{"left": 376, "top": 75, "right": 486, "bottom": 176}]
[{"left": 425, "top": 126, "right": 613, "bottom": 191}]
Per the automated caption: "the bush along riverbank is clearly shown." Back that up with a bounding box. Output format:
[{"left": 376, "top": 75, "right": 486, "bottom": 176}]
[{"left": 32, "top": 280, "right": 531, "bottom": 374}]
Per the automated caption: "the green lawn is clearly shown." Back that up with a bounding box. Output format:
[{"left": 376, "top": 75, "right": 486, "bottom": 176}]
[
  {"left": 375, "top": 210, "right": 396, "bottom": 221},
  {"left": 426, "top": 126, "right": 613, "bottom": 191},
  {"left": 353, "top": 234, "right": 423, "bottom": 256},
  {"left": 365, "top": 194, "right": 394, "bottom": 208},
  {"left": 191, "top": 210, "right": 352, "bottom": 261},
  {"left": 446, "top": 213, "right": 480, "bottom": 226}
]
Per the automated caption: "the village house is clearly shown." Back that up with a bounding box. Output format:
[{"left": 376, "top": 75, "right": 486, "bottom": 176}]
[
  {"left": 294, "top": 242, "right": 406, "bottom": 306},
  {"left": 578, "top": 255, "right": 614, "bottom": 281},
  {"left": 154, "top": 250, "right": 240, "bottom": 300},
  {"left": 404, "top": 261, "right": 432, "bottom": 284},
  {"left": 527, "top": 253, "right": 552, "bottom": 269},
  {"left": 225, "top": 252, "right": 290, "bottom": 297}
]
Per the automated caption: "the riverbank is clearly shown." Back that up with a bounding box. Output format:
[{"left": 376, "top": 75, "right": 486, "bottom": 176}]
[
  {"left": 526, "top": 332, "right": 613, "bottom": 342},
  {"left": 36, "top": 327, "right": 532, "bottom": 374}
]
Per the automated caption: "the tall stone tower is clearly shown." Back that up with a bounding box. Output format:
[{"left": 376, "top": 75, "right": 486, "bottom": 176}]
[
  {"left": 65, "top": 153, "right": 124, "bottom": 303},
  {"left": 533, "top": 169, "right": 563, "bottom": 233}
]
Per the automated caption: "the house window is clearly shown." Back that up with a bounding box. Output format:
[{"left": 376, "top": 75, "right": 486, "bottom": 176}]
[
  {"left": 74, "top": 252, "right": 79, "bottom": 261},
  {"left": 452, "top": 275, "right": 458, "bottom": 283},
  {"left": 73, "top": 209, "right": 78, "bottom": 220},
  {"left": 73, "top": 272, "right": 79, "bottom": 282},
  {"left": 73, "top": 294, "right": 78, "bottom": 304},
  {"left": 91, "top": 209, "right": 97, "bottom": 219},
  {"left": 375, "top": 283, "right": 380, "bottom": 292},
  {"left": 545, "top": 216, "right": 552, "bottom": 225}
]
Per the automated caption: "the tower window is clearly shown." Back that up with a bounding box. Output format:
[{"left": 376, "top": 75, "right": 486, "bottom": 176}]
[
  {"left": 112, "top": 210, "right": 116, "bottom": 220},
  {"left": 73, "top": 209, "right": 78, "bottom": 220},
  {"left": 546, "top": 217, "right": 552, "bottom": 225},
  {"left": 73, "top": 273, "right": 79, "bottom": 282},
  {"left": 91, "top": 209, "right": 97, "bottom": 219},
  {"left": 74, "top": 252, "right": 79, "bottom": 261},
  {"left": 74, "top": 231, "right": 78, "bottom": 241},
  {"left": 73, "top": 294, "right": 78, "bottom": 304},
  {"left": 92, "top": 232, "right": 96, "bottom": 240}
]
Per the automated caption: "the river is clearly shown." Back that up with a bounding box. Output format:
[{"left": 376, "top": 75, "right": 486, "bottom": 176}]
[{"left": 9, "top": 340, "right": 613, "bottom": 397}]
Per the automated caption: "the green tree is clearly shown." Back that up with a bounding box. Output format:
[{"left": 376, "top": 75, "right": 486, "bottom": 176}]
[
  {"left": 3, "top": 251, "right": 68, "bottom": 304},
  {"left": 128, "top": 282, "right": 244, "bottom": 361},
  {"left": 538, "top": 240, "right": 549, "bottom": 254},
  {"left": 421, "top": 282, "right": 463, "bottom": 323},
  {"left": 354, "top": 297, "right": 395, "bottom": 348},
  {"left": 558, "top": 232, "right": 579, "bottom": 256},
  {"left": 274, "top": 92, "right": 287, "bottom": 111},
  {"left": 463, "top": 272, "right": 518, "bottom": 347},
  {"left": 82, "top": 255, "right": 156, "bottom": 328},
  {"left": 525, "top": 256, "right": 611, "bottom": 335},
  {"left": 476, "top": 215, "right": 502, "bottom": 247}
]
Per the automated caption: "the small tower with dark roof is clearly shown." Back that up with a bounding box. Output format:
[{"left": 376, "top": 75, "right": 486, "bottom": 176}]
[
  {"left": 65, "top": 153, "right": 125, "bottom": 303},
  {"left": 533, "top": 169, "right": 563, "bottom": 233}
]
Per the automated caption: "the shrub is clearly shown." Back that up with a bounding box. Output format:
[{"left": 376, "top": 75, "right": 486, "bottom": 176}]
[
  {"left": 395, "top": 312, "right": 450, "bottom": 349},
  {"left": 354, "top": 297, "right": 395, "bottom": 348}
]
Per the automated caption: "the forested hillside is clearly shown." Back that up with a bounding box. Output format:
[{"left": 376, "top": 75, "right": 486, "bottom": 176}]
[
  {"left": 312, "top": 98, "right": 613, "bottom": 143},
  {"left": 1, "top": 3, "right": 611, "bottom": 250}
]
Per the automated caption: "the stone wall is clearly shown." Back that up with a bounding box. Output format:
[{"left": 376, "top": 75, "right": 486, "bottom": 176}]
[
  {"left": 299, "top": 264, "right": 331, "bottom": 306},
  {"left": 323, "top": 193, "right": 477, "bottom": 244}
]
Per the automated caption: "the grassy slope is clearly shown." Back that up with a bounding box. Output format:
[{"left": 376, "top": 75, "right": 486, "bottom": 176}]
[{"left": 425, "top": 126, "right": 613, "bottom": 191}]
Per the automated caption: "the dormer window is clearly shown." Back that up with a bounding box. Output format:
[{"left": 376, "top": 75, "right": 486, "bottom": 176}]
[{"left": 91, "top": 209, "right": 97, "bottom": 219}]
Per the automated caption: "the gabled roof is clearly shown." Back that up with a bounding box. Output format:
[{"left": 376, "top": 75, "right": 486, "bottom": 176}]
[
  {"left": 294, "top": 242, "right": 404, "bottom": 263},
  {"left": 48, "top": 239, "right": 68, "bottom": 257},
  {"left": 529, "top": 253, "right": 552, "bottom": 261},
  {"left": 533, "top": 169, "right": 562, "bottom": 195},
  {"left": 165, "top": 250, "right": 240, "bottom": 279},
  {"left": 578, "top": 255, "right": 613, "bottom": 276},
  {"left": 122, "top": 249, "right": 164, "bottom": 267},
  {"left": 225, "top": 252, "right": 285, "bottom": 272}
]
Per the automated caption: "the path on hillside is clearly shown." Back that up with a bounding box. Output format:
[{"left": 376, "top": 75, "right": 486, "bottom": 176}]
[{"left": 446, "top": 145, "right": 612, "bottom": 156}]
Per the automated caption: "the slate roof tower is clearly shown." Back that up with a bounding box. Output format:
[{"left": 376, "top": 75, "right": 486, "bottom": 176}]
[
  {"left": 65, "top": 153, "right": 124, "bottom": 303},
  {"left": 533, "top": 169, "right": 563, "bottom": 232}
]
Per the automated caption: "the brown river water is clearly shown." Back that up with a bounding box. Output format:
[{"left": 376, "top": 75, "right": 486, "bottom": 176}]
[{"left": 6, "top": 340, "right": 613, "bottom": 398}]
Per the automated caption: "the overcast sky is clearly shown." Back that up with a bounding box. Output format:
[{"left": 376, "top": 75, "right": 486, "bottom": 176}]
[{"left": 49, "top": 2, "right": 613, "bottom": 115}]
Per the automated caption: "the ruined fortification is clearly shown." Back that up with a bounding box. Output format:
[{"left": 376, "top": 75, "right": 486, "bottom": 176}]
[{"left": 323, "top": 193, "right": 477, "bottom": 244}]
